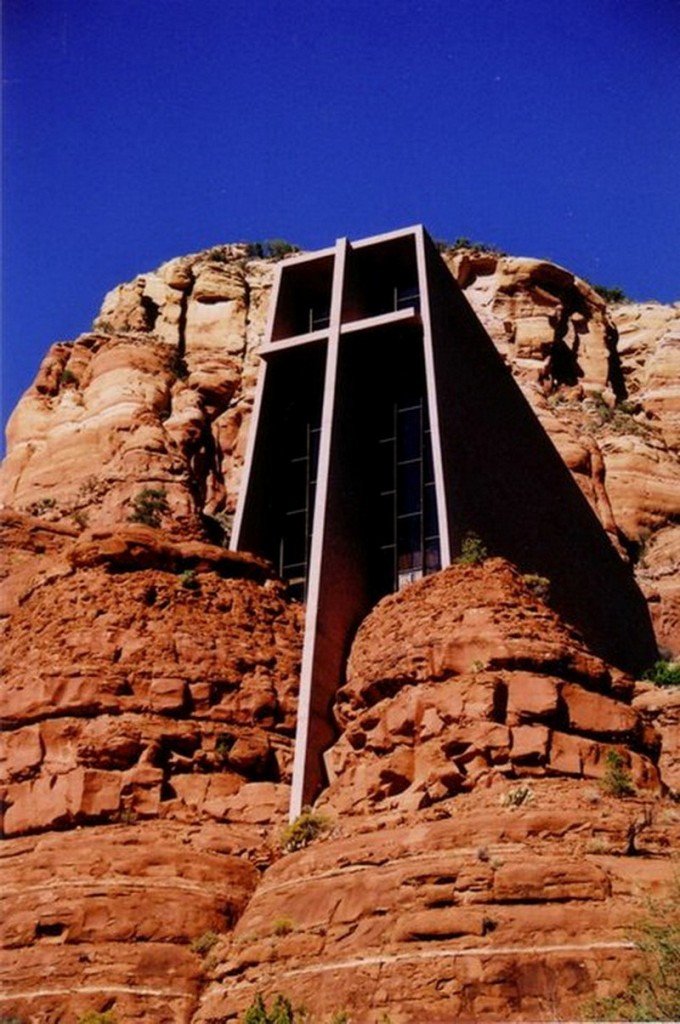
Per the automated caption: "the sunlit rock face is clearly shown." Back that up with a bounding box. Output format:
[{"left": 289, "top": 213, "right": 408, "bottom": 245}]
[
  {"left": 1, "top": 240, "right": 678, "bottom": 1023},
  {"left": 192, "top": 561, "right": 678, "bottom": 1024},
  {"left": 0, "top": 513, "right": 303, "bottom": 1022},
  {"left": 2, "top": 243, "right": 677, "bottom": 653}
]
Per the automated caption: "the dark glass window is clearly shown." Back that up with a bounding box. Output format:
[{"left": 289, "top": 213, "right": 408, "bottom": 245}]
[
  {"left": 397, "top": 461, "right": 422, "bottom": 515},
  {"left": 279, "top": 418, "right": 321, "bottom": 600},
  {"left": 376, "top": 394, "right": 441, "bottom": 591},
  {"left": 397, "top": 405, "right": 421, "bottom": 461},
  {"left": 309, "top": 306, "right": 330, "bottom": 331},
  {"left": 394, "top": 285, "right": 420, "bottom": 312}
]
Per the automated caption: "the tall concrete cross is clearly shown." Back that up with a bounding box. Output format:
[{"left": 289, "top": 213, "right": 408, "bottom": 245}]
[{"left": 232, "top": 225, "right": 656, "bottom": 820}]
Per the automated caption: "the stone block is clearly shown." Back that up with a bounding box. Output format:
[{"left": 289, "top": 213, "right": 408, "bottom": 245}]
[
  {"left": 149, "top": 677, "right": 187, "bottom": 713},
  {"left": 510, "top": 725, "right": 550, "bottom": 764},
  {"left": 506, "top": 673, "right": 559, "bottom": 725},
  {"left": 561, "top": 683, "right": 638, "bottom": 737},
  {"left": 494, "top": 859, "right": 608, "bottom": 902},
  {"left": 395, "top": 907, "right": 485, "bottom": 941}
]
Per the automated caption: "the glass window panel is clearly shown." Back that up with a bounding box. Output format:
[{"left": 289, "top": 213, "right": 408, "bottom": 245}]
[
  {"left": 378, "top": 440, "right": 395, "bottom": 493},
  {"left": 281, "top": 511, "right": 306, "bottom": 566},
  {"left": 284, "top": 460, "right": 308, "bottom": 512},
  {"left": 395, "top": 285, "right": 420, "bottom": 310},
  {"left": 309, "top": 428, "right": 321, "bottom": 479},
  {"left": 424, "top": 483, "right": 438, "bottom": 537},
  {"left": 310, "top": 306, "right": 330, "bottom": 330},
  {"left": 287, "top": 580, "right": 305, "bottom": 602},
  {"left": 378, "top": 493, "right": 395, "bottom": 547},
  {"left": 398, "top": 548, "right": 422, "bottom": 572},
  {"left": 397, "top": 461, "right": 422, "bottom": 516},
  {"left": 423, "top": 435, "right": 434, "bottom": 482},
  {"left": 397, "top": 514, "right": 421, "bottom": 560},
  {"left": 282, "top": 561, "right": 306, "bottom": 576},
  {"left": 287, "top": 421, "right": 308, "bottom": 461},
  {"left": 397, "top": 406, "right": 421, "bottom": 461},
  {"left": 378, "top": 546, "right": 396, "bottom": 591},
  {"left": 425, "top": 538, "right": 441, "bottom": 572}
]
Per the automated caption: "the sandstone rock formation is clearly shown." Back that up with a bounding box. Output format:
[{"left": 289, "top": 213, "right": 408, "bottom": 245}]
[
  {"left": 323, "top": 560, "right": 660, "bottom": 817},
  {"left": 194, "top": 563, "right": 679, "bottom": 1023},
  {"left": 2, "top": 242, "right": 678, "bottom": 656},
  {"left": 2, "top": 240, "right": 678, "bottom": 1023},
  {"left": 1, "top": 515, "right": 302, "bottom": 1021}
]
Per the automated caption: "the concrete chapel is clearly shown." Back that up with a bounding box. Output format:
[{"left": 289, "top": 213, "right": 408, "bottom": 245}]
[{"left": 231, "top": 225, "right": 656, "bottom": 817}]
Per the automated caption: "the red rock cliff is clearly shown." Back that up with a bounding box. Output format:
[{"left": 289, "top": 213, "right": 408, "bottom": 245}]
[{"left": 1, "top": 243, "right": 678, "bottom": 1023}]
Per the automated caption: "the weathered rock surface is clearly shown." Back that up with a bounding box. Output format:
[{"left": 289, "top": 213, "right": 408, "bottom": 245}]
[
  {"left": 1, "top": 243, "right": 678, "bottom": 654},
  {"left": 1, "top": 242, "right": 679, "bottom": 1023},
  {"left": 0, "top": 515, "right": 301, "bottom": 1021},
  {"left": 1, "top": 822, "right": 262, "bottom": 1023},
  {"left": 323, "top": 561, "right": 661, "bottom": 817},
  {"left": 195, "top": 782, "right": 680, "bottom": 1023},
  {"left": 193, "top": 562, "right": 678, "bottom": 1024}
]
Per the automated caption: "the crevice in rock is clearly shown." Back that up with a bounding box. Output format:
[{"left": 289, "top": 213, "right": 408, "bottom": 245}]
[
  {"left": 141, "top": 295, "right": 160, "bottom": 332},
  {"left": 176, "top": 271, "right": 193, "bottom": 360},
  {"left": 606, "top": 322, "right": 628, "bottom": 401},
  {"left": 35, "top": 921, "right": 67, "bottom": 939},
  {"left": 492, "top": 680, "right": 509, "bottom": 723}
]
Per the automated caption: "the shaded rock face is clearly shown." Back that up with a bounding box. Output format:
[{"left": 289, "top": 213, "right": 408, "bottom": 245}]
[
  {"left": 1, "top": 515, "right": 302, "bottom": 1022},
  {"left": 1, "top": 243, "right": 678, "bottom": 655}
]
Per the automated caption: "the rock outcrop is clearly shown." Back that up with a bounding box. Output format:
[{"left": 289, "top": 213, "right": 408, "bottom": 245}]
[
  {"left": 1, "top": 239, "right": 678, "bottom": 1023},
  {"left": 2, "top": 243, "right": 678, "bottom": 655},
  {"left": 323, "top": 560, "right": 660, "bottom": 817},
  {"left": 1, "top": 515, "right": 302, "bottom": 1021},
  {"left": 194, "top": 563, "right": 678, "bottom": 1023}
]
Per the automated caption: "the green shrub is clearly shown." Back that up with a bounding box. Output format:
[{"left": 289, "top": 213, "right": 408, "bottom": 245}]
[
  {"left": 27, "top": 497, "right": 57, "bottom": 517},
  {"left": 246, "top": 240, "right": 301, "bottom": 260},
  {"left": 436, "top": 237, "right": 506, "bottom": 256},
  {"left": 521, "top": 573, "right": 551, "bottom": 601},
  {"left": 128, "top": 487, "right": 169, "bottom": 528},
  {"left": 179, "top": 568, "right": 200, "bottom": 590},
  {"left": 280, "top": 807, "right": 330, "bottom": 853},
  {"left": 501, "top": 784, "right": 534, "bottom": 809},
  {"left": 601, "top": 749, "right": 636, "bottom": 798},
  {"left": 77, "top": 1012, "right": 118, "bottom": 1024},
  {"left": 204, "top": 244, "right": 231, "bottom": 262},
  {"left": 191, "top": 930, "right": 218, "bottom": 956},
  {"left": 215, "top": 733, "right": 234, "bottom": 760},
  {"left": 272, "top": 917, "right": 294, "bottom": 936},
  {"left": 592, "top": 283, "right": 629, "bottom": 305},
  {"left": 455, "top": 532, "right": 488, "bottom": 565},
  {"left": 243, "top": 993, "right": 306, "bottom": 1024},
  {"left": 643, "top": 661, "right": 680, "bottom": 687},
  {"left": 0, "top": 1016, "right": 26, "bottom": 1024},
  {"left": 263, "top": 239, "right": 300, "bottom": 259},
  {"left": 59, "top": 367, "right": 79, "bottom": 387},
  {"left": 582, "top": 880, "right": 680, "bottom": 1020}
]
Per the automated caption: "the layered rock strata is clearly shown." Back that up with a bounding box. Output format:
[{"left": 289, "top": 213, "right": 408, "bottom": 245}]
[
  {"left": 1, "top": 240, "right": 679, "bottom": 1023},
  {"left": 0, "top": 516, "right": 302, "bottom": 1022},
  {"left": 194, "top": 563, "right": 679, "bottom": 1023},
  {"left": 1, "top": 244, "right": 678, "bottom": 655}
]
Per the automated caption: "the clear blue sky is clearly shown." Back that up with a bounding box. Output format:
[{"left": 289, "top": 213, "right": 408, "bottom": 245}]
[{"left": 3, "top": 0, "right": 679, "bottom": 432}]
